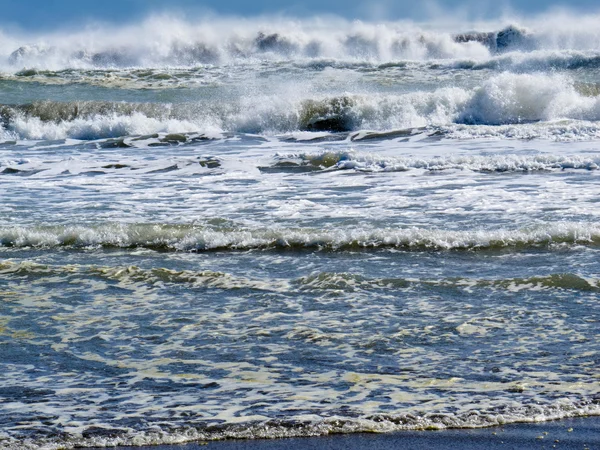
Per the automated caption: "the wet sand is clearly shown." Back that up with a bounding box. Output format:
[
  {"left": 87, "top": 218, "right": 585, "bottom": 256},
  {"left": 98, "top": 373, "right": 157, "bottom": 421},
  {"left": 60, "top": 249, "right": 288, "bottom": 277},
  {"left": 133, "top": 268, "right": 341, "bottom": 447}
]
[{"left": 91, "top": 416, "right": 599, "bottom": 450}]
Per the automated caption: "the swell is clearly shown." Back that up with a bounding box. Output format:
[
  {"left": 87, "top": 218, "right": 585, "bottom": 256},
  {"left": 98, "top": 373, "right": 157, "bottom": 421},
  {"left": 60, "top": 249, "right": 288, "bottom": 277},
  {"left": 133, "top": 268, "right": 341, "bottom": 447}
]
[
  {"left": 3, "top": 260, "right": 598, "bottom": 293},
  {"left": 2, "top": 222, "right": 600, "bottom": 252},
  {"left": 297, "top": 272, "right": 600, "bottom": 293},
  {"left": 0, "top": 261, "right": 286, "bottom": 292}
]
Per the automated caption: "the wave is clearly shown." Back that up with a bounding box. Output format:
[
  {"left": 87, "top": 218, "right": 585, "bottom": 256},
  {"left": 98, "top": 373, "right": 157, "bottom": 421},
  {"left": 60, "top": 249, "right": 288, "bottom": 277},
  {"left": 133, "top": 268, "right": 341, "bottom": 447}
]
[
  {"left": 7, "top": 50, "right": 600, "bottom": 92},
  {"left": 1, "top": 222, "right": 600, "bottom": 252},
  {"left": 456, "top": 50, "right": 600, "bottom": 72},
  {"left": 3, "top": 259, "right": 597, "bottom": 293},
  {"left": 4, "top": 402, "right": 600, "bottom": 449},
  {"left": 5, "top": 13, "right": 600, "bottom": 69},
  {"left": 0, "top": 18, "right": 498, "bottom": 70},
  {"left": 0, "top": 261, "right": 286, "bottom": 292},
  {"left": 3, "top": 150, "right": 598, "bottom": 180},
  {"left": 297, "top": 271, "right": 600, "bottom": 293},
  {"left": 3, "top": 73, "right": 600, "bottom": 140},
  {"left": 265, "top": 151, "right": 600, "bottom": 172},
  {"left": 0, "top": 101, "right": 215, "bottom": 141}
]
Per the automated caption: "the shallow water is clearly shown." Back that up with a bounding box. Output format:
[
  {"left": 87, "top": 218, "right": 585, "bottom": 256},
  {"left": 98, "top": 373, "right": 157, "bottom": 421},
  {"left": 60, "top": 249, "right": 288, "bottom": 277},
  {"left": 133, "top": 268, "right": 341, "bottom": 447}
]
[{"left": 1, "top": 14, "right": 600, "bottom": 450}]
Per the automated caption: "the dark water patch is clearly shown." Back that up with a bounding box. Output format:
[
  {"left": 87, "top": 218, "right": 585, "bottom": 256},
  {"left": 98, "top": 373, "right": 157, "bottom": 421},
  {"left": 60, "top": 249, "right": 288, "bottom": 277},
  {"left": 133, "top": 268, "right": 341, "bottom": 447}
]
[
  {"left": 299, "top": 96, "right": 357, "bottom": 132},
  {"left": 146, "top": 165, "right": 179, "bottom": 173},
  {"left": 102, "top": 164, "right": 130, "bottom": 169},
  {"left": 453, "top": 25, "right": 535, "bottom": 54},
  {"left": 350, "top": 128, "right": 426, "bottom": 141},
  {"left": 1, "top": 167, "right": 46, "bottom": 176},
  {"left": 97, "top": 138, "right": 132, "bottom": 149}
]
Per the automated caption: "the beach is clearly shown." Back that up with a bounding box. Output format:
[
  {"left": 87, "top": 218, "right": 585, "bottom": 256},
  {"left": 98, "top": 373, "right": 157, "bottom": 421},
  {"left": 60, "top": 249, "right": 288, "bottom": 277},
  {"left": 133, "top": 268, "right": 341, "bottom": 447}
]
[{"left": 94, "top": 417, "right": 600, "bottom": 450}]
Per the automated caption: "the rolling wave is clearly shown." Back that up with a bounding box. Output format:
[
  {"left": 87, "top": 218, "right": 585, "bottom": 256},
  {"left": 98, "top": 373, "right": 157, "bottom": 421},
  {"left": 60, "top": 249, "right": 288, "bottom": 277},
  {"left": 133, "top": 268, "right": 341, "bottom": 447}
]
[
  {"left": 2, "top": 73, "right": 600, "bottom": 141},
  {"left": 0, "top": 73, "right": 600, "bottom": 140},
  {"left": 3, "top": 259, "right": 597, "bottom": 293},
  {"left": 2, "top": 222, "right": 599, "bottom": 251}
]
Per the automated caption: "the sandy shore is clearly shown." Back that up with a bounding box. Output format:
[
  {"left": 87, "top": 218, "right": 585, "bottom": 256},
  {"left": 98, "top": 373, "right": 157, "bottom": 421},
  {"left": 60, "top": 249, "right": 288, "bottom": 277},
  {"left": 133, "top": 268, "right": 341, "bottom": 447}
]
[{"left": 91, "top": 416, "right": 599, "bottom": 450}]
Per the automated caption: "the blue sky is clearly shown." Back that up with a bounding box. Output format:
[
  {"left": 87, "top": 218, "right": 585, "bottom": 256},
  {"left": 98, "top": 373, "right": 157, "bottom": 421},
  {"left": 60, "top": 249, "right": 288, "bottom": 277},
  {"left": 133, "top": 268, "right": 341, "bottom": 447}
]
[{"left": 2, "top": 0, "right": 599, "bottom": 30}]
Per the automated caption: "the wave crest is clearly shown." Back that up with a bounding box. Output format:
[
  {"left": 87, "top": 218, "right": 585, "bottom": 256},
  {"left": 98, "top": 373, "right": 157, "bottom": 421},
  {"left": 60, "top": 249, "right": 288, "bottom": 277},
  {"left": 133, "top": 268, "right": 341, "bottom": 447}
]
[
  {"left": 1, "top": 17, "right": 495, "bottom": 69},
  {"left": 2, "top": 222, "right": 600, "bottom": 251},
  {"left": 4, "top": 14, "right": 600, "bottom": 71},
  {"left": 3, "top": 15, "right": 600, "bottom": 70},
  {"left": 4, "top": 402, "right": 599, "bottom": 449},
  {"left": 3, "top": 73, "right": 600, "bottom": 140},
  {"left": 266, "top": 150, "right": 600, "bottom": 172}
]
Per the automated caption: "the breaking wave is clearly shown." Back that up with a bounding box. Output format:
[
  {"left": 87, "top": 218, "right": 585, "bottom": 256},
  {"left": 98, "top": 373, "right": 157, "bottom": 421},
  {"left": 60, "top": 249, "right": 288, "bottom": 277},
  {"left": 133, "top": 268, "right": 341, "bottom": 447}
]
[
  {"left": 266, "top": 150, "right": 600, "bottom": 172},
  {"left": 2, "top": 222, "right": 600, "bottom": 251},
  {"left": 0, "top": 19, "right": 518, "bottom": 70},
  {"left": 3, "top": 73, "right": 600, "bottom": 140},
  {"left": 4, "top": 13, "right": 600, "bottom": 69},
  {"left": 3, "top": 401, "right": 600, "bottom": 449}
]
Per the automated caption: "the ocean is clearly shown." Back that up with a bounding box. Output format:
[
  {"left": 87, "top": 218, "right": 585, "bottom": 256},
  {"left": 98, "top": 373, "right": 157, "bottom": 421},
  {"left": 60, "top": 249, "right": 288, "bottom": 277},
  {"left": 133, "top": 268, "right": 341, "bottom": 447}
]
[{"left": 0, "top": 14, "right": 599, "bottom": 449}]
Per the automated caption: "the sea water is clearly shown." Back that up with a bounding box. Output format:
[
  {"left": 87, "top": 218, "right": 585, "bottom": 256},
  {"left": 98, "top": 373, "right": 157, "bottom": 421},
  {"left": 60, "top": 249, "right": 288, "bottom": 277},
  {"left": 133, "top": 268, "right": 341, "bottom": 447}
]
[{"left": 0, "top": 14, "right": 599, "bottom": 449}]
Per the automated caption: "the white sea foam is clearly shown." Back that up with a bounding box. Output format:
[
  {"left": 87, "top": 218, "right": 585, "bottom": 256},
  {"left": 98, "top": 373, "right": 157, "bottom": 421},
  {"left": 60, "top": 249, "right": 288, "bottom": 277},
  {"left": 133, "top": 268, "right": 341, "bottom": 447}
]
[
  {"left": 2, "top": 73, "right": 600, "bottom": 140},
  {"left": 459, "top": 73, "right": 600, "bottom": 125},
  {"left": 0, "top": 16, "right": 491, "bottom": 70},
  {"left": 2, "top": 13, "right": 600, "bottom": 70},
  {"left": 1, "top": 222, "right": 599, "bottom": 251},
  {"left": 278, "top": 150, "right": 600, "bottom": 172},
  {"left": 5, "top": 113, "right": 203, "bottom": 141},
  {"left": 2, "top": 403, "right": 599, "bottom": 449}
]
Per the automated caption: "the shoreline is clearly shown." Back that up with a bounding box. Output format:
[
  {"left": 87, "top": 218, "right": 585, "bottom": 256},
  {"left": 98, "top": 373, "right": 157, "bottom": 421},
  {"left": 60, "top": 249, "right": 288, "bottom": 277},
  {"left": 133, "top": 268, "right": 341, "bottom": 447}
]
[{"left": 90, "top": 416, "right": 600, "bottom": 450}]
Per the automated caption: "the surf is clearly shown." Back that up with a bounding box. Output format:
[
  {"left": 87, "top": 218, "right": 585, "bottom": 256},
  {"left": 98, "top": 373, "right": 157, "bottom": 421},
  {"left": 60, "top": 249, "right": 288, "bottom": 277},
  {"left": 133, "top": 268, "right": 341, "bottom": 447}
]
[
  {"left": 3, "top": 13, "right": 600, "bottom": 70},
  {"left": 3, "top": 73, "right": 600, "bottom": 141}
]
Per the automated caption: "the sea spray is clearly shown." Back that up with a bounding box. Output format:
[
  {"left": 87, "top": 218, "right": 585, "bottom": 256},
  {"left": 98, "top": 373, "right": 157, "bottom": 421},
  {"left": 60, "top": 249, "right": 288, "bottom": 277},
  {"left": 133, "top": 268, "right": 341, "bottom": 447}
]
[
  {"left": 3, "top": 73, "right": 600, "bottom": 139},
  {"left": 3, "top": 14, "right": 600, "bottom": 69}
]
